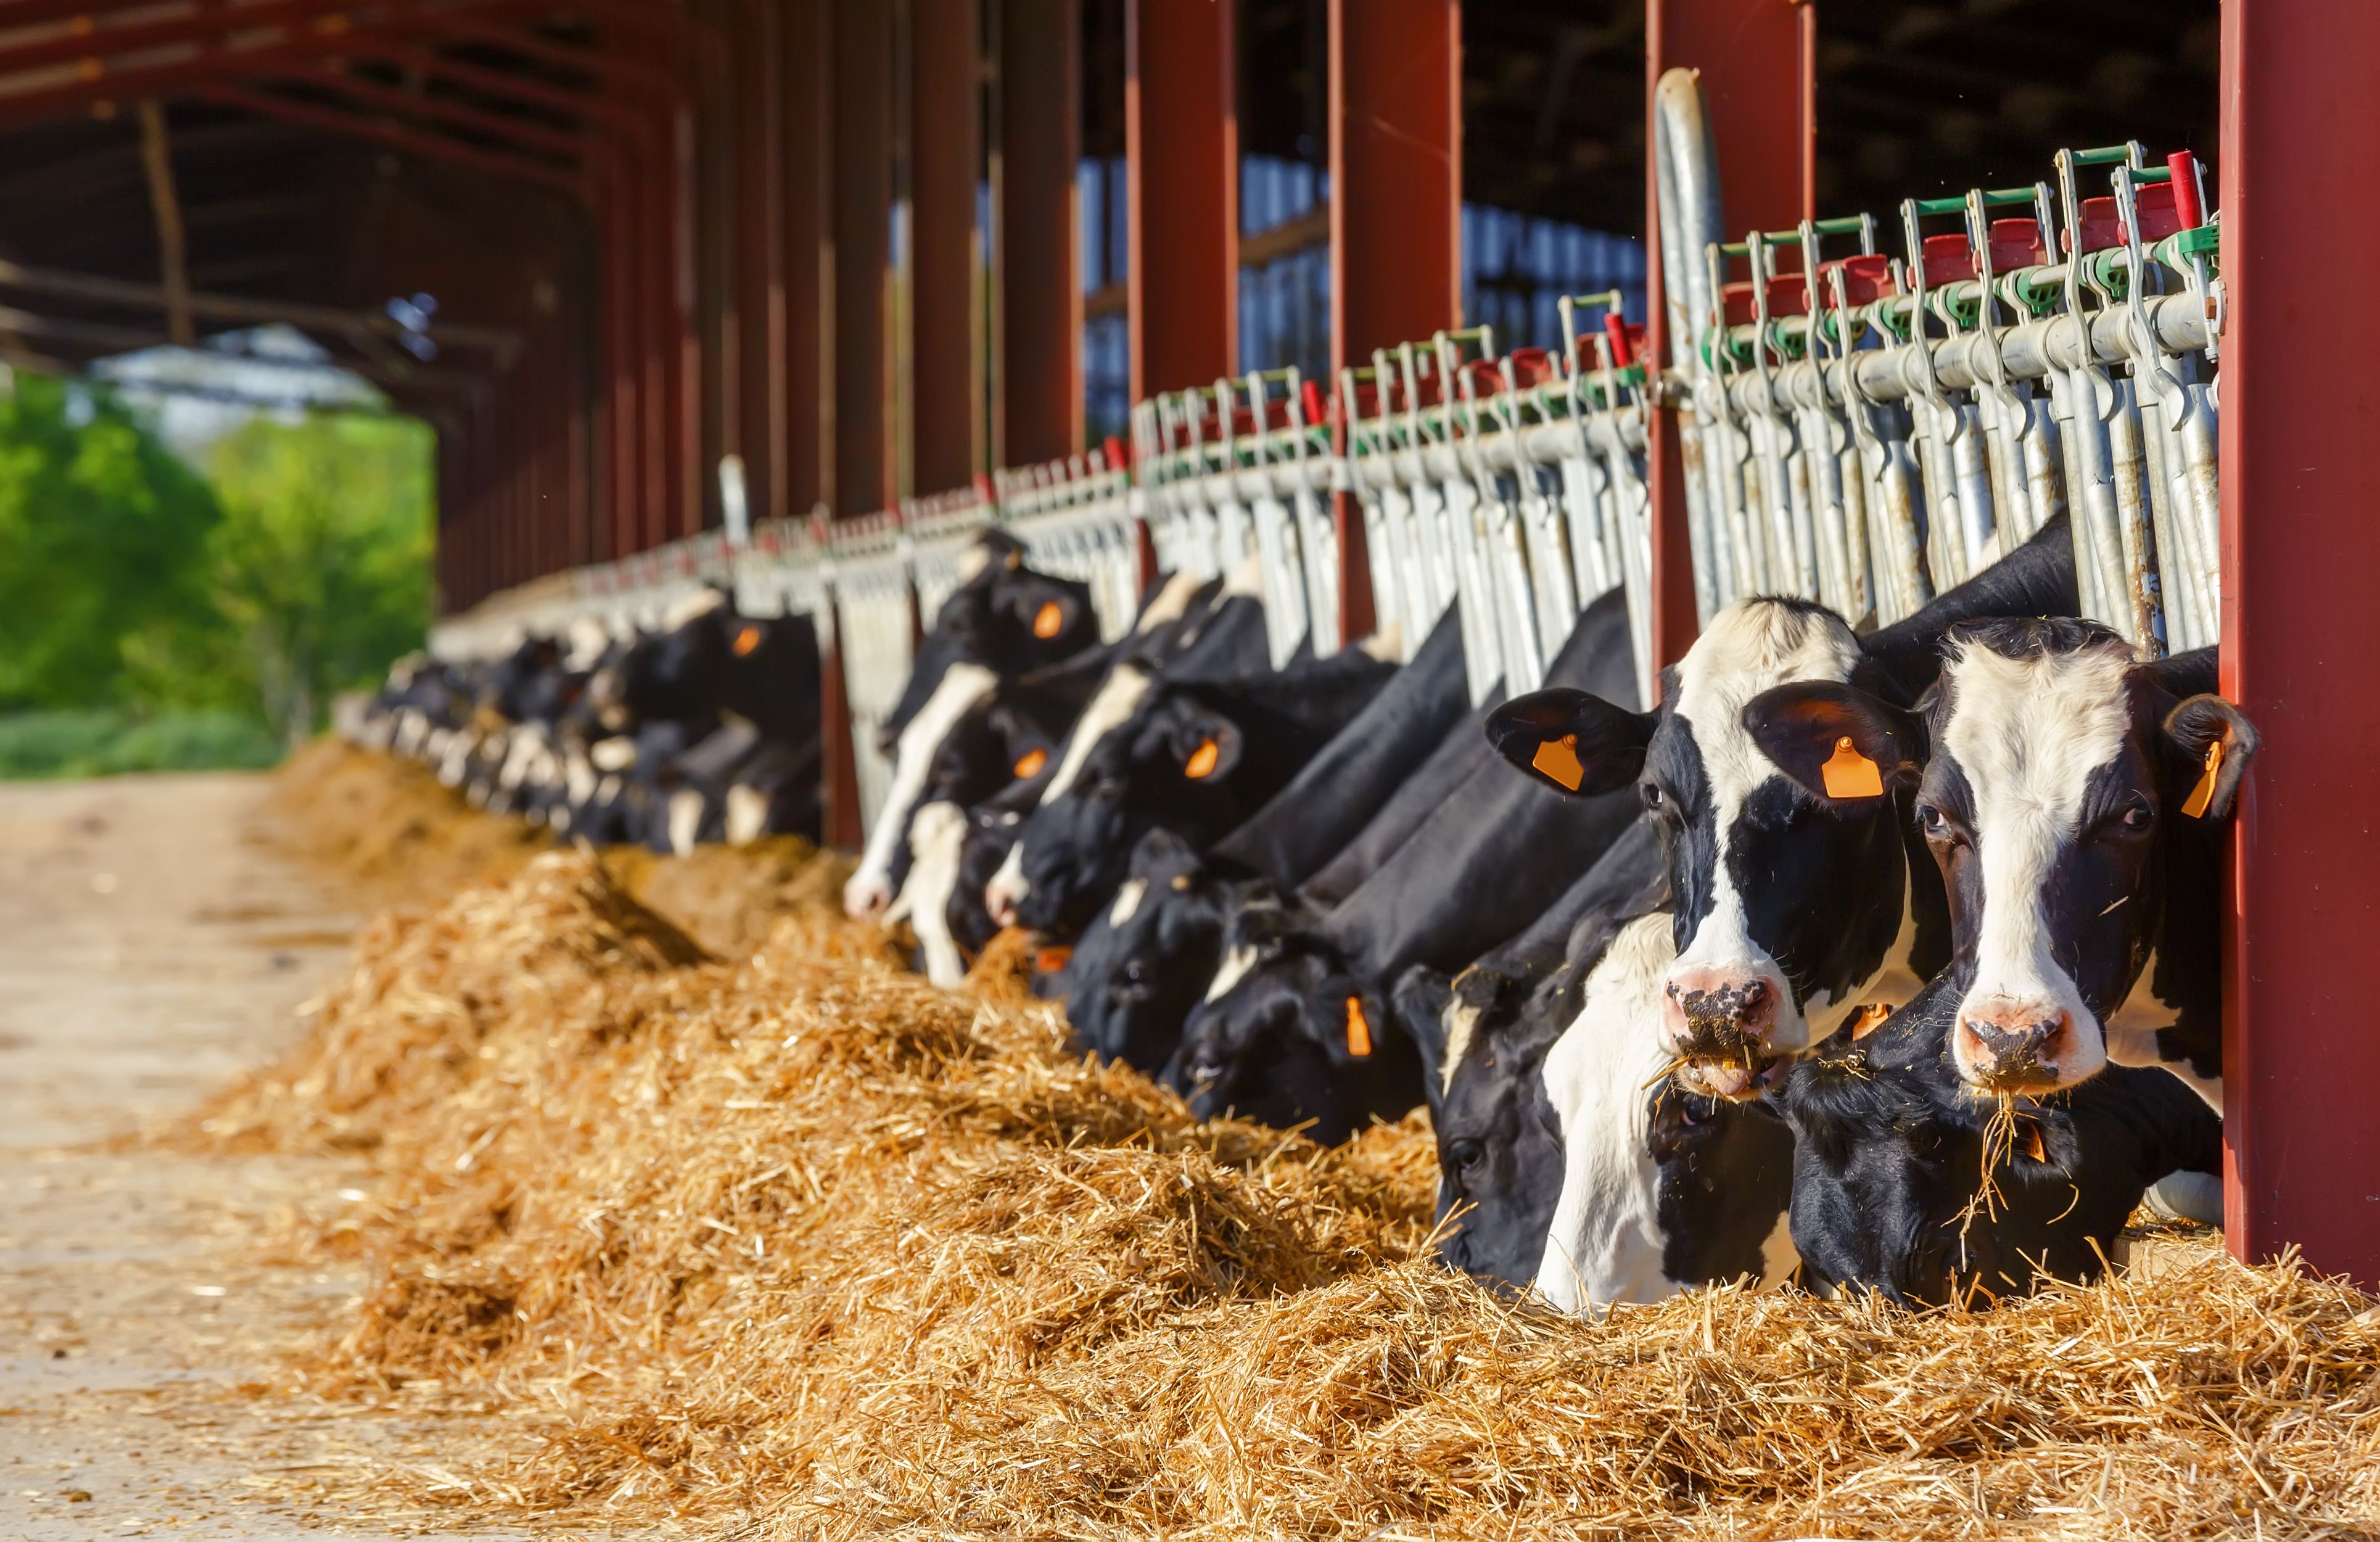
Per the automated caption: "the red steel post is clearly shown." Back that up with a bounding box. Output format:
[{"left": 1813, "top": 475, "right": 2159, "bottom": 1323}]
[
  {"left": 1000, "top": 0, "right": 1084, "bottom": 464},
  {"left": 1642, "top": 0, "right": 1812, "bottom": 670},
  {"left": 833, "top": 0, "right": 898, "bottom": 516},
  {"left": 2218, "top": 0, "right": 2380, "bottom": 1285},
  {"left": 787, "top": 0, "right": 834, "bottom": 517},
  {"left": 1126, "top": 0, "right": 1237, "bottom": 398},
  {"left": 1328, "top": 0, "right": 1460, "bottom": 646},
  {"left": 912, "top": 0, "right": 986, "bottom": 493}
]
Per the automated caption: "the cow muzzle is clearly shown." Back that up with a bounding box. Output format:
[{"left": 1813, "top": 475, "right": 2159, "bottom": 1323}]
[
  {"left": 984, "top": 870, "right": 1026, "bottom": 930},
  {"left": 1953, "top": 996, "right": 2075, "bottom": 1093},
  {"left": 843, "top": 870, "right": 894, "bottom": 922},
  {"left": 1659, "top": 967, "right": 1793, "bottom": 1100}
]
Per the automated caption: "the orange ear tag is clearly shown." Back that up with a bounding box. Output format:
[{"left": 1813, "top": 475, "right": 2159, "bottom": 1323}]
[
  {"left": 1344, "top": 996, "right": 1373, "bottom": 1058},
  {"left": 1012, "top": 747, "right": 1048, "bottom": 778},
  {"left": 1848, "top": 1002, "right": 1892, "bottom": 1042},
  {"left": 1820, "top": 736, "right": 1885, "bottom": 799},
  {"left": 2181, "top": 738, "right": 2225, "bottom": 820},
  {"left": 1531, "top": 733, "right": 1585, "bottom": 792},
  {"left": 1184, "top": 738, "right": 1220, "bottom": 779},
  {"left": 1032, "top": 601, "right": 1065, "bottom": 639},
  {"left": 732, "top": 624, "right": 764, "bottom": 657},
  {"left": 1034, "top": 946, "right": 1073, "bottom": 975}
]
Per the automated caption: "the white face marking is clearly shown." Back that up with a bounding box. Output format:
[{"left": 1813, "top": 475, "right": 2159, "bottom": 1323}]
[
  {"left": 1108, "top": 877, "right": 1149, "bottom": 928},
  {"left": 984, "top": 842, "right": 1030, "bottom": 922},
  {"left": 1438, "top": 991, "right": 1484, "bottom": 1095},
  {"left": 724, "top": 784, "right": 770, "bottom": 846},
  {"left": 848, "top": 662, "right": 1000, "bottom": 917},
  {"left": 2102, "top": 949, "right": 2222, "bottom": 1113},
  {"left": 1359, "top": 619, "right": 1404, "bottom": 662},
  {"left": 595, "top": 773, "right": 621, "bottom": 804},
  {"left": 1221, "top": 548, "right": 1266, "bottom": 599},
  {"left": 1204, "top": 944, "right": 1263, "bottom": 1005},
  {"left": 498, "top": 723, "right": 548, "bottom": 791},
  {"left": 1665, "top": 600, "right": 1866, "bottom": 1052},
  {"left": 1134, "top": 570, "right": 1203, "bottom": 633},
  {"left": 1940, "top": 640, "right": 2133, "bottom": 1089},
  {"left": 661, "top": 586, "right": 729, "bottom": 630},
  {"left": 1533, "top": 913, "right": 1679, "bottom": 1314},
  {"left": 1037, "top": 664, "right": 1153, "bottom": 805},
  {"left": 591, "top": 735, "right": 639, "bottom": 772},
  {"left": 565, "top": 752, "right": 597, "bottom": 808},
  {"left": 564, "top": 616, "right": 612, "bottom": 672},
  {"left": 955, "top": 543, "right": 994, "bottom": 583},
  {"left": 667, "top": 788, "right": 706, "bottom": 857},
  {"left": 889, "top": 801, "right": 971, "bottom": 986}
]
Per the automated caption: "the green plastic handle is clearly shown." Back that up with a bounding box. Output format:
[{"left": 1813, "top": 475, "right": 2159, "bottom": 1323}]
[{"left": 2072, "top": 144, "right": 2141, "bottom": 168}]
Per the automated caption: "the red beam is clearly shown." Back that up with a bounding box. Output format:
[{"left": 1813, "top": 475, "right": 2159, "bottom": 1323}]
[
  {"left": 2220, "top": 0, "right": 2380, "bottom": 1285},
  {"left": 1329, "top": 0, "right": 1460, "bottom": 645},
  {"left": 832, "top": 0, "right": 895, "bottom": 516},
  {"left": 786, "top": 0, "right": 831, "bottom": 515},
  {"left": 911, "top": 0, "right": 982, "bottom": 495},
  {"left": 273, "top": 59, "right": 588, "bottom": 159},
  {"left": 1126, "top": 0, "right": 1237, "bottom": 398},
  {"left": 999, "top": 0, "right": 1082, "bottom": 465},
  {"left": 1643, "top": 0, "right": 1811, "bottom": 673},
  {"left": 192, "top": 83, "right": 583, "bottom": 190}
]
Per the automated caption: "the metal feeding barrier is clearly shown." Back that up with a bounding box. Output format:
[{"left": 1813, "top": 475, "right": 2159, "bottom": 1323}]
[{"left": 1655, "top": 68, "right": 2223, "bottom": 654}]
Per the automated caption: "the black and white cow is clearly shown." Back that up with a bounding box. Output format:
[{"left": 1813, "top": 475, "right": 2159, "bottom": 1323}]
[
  {"left": 1394, "top": 819, "right": 1666, "bottom": 1287},
  {"left": 1480, "top": 515, "right": 2080, "bottom": 1100},
  {"left": 983, "top": 641, "right": 1400, "bottom": 939},
  {"left": 1781, "top": 968, "right": 2223, "bottom": 1305},
  {"left": 1744, "top": 622, "right": 2252, "bottom": 1112},
  {"left": 843, "top": 555, "right": 1200, "bottom": 923},
  {"left": 1163, "top": 588, "right": 1646, "bottom": 1141}
]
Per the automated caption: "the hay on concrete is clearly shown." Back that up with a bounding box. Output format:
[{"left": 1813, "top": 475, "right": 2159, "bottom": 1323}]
[{"left": 215, "top": 849, "right": 2380, "bottom": 1539}]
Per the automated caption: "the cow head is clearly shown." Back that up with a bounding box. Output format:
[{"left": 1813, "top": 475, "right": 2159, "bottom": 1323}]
[
  {"left": 1750, "top": 621, "right": 2256, "bottom": 1097},
  {"left": 879, "top": 532, "right": 1098, "bottom": 755},
  {"left": 1487, "top": 599, "right": 1927, "bottom": 1097},
  {"left": 1396, "top": 960, "right": 1568, "bottom": 1290},
  {"left": 1061, "top": 829, "right": 1237, "bottom": 1073},
  {"left": 1160, "top": 907, "right": 1417, "bottom": 1145},
  {"left": 986, "top": 667, "right": 1251, "bottom": 938}
]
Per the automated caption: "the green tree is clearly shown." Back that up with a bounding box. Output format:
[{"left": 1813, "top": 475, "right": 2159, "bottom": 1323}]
[
  {"left": 0, "top": 376, "right": 222, "bottom": 710},
  {"left": 202, "top": 413, "right": 435, "bottom": 746}
]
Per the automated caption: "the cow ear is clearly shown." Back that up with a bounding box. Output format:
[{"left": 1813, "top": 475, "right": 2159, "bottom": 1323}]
[
  {"left": 1742, "top": 682, "right": 1926, "bottom": 804},
  {"left": 1174, "top": 713, "right": 1243, "bottom": 782},
  {"left": 1009, "top": 580, "right": 1079, "bottom": 641},
  {"left": 1484, "top": 688, "right": 1653, "bottom": 798},
  {"left": 2162, "top": 695, "right": 2259, "bottom": 820}
]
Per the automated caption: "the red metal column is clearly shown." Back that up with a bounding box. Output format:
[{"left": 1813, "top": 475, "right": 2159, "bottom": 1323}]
[
  {"left": 2219, "top": 0, "right": 2380, "bottom": 1285},
  {"left": 1126, "top": 0, "right": 1237, "bottom": 398},
  {"left": 1643, "top": 0, "right": 1812, "bottom": 669},
  {"left": 834, "top": 0, "right": 898, "bottom": 515},
  {"left": 821, "top": 599, "right": 867, "bottom": 849},
  {"left": 1000, "top": 0, "right": 1084, "bottom": 464},
  {"left": 1329, "top": 0, "right": 1460, "bottom": 645},
  {"left": 913, "top": 0, "right": 985, "bottom": 493},
  {"left": 738, "top": 0, "right": 786, "bottom": 524},
  {"left": 788, "top": 0, "right": 833, "bottom": 516}
]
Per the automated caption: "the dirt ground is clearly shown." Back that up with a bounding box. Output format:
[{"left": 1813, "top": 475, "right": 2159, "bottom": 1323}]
[{"left": 0, "top": 773, "right": 548, "bottom": 1542}]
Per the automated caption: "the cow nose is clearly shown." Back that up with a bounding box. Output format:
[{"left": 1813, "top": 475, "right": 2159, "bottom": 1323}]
[
  {"left": 843, "top": 873, "right": 892, "bottom": 923},
  {"left": 1659, "top": 967, "right": 1777, "bottom": 1057},
  {"left": 1955, "top": 999, "right": 2070, "bottom": 1087}
]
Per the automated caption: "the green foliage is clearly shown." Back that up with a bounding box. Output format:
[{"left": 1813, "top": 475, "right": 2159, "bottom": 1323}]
[
  {"left": 200, "top": 413, "right": 435, "bottom": 745},
  {"left": 0, "top": 377, "right": 223, "bottom": 711},
  {"left": 0, "top": 708, "right": 282, "bottom": 780},
  {"left": 0, "top": 372, "right": 436, "bottom": 776}
]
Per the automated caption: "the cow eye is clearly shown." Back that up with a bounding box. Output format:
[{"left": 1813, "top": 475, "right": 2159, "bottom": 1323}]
[
  {"left": 1638, "top": 781, "right": 1666, "bottom": 815},
  {"left": 1445, "top": 1138, "right": 1485, "bottom": 1176},
  {"left": 1919, "top": 803, "right": 1961, "bottom": 843},
  {"left": 2121, "top": 798, "right": 2154, "bottom": 831}
]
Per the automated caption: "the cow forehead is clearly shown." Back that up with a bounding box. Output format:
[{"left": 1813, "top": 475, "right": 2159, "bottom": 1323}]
[
  {"left": 1938, "top": 641, "right": 2135, "bottom": 825},
  {"left": 1040, "top": 664, "right": 1153, "bottom": 802},
  {"left": 1668, "top": 600, "right": 1861, "bottom": 806},
  {"left": 661, "top": 586, "right": 728, "bottom": 631}
]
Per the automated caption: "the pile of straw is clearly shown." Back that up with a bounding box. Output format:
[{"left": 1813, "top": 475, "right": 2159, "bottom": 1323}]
[{"left": 210, "top": 849, "right": 2380, "bottom": 1538}]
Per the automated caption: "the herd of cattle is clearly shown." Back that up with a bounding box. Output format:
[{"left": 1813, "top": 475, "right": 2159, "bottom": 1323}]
[{"left": 353, "top": 517, "right": 2247, "bottom": 1311}]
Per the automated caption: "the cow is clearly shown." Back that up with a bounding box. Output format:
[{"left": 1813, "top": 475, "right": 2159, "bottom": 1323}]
[
  {"left": 1160, "top": 586, "right": 1643, "bottom": 1141},
  {"left": 1052, "top": 609, "right": 1473, "bottom": 1070},
  {"left": 1478, "top": 514, "right": 2080, "bottom": 1101},
  {"left": 1779, "top": 968, "right": 2223, "bottom": 1305},
  {"left": 842, "top": 555, "right": 1203, "bottom": 924},
  {"left": 1742, "top": 622, "right": 2251, "bottom": 1113},
  {"left": 983, "top": 640, "right": 1401, "bottom": 939},
  {"left": 1394, "top": 819, "right": 1666, "bottom": 1287}
]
